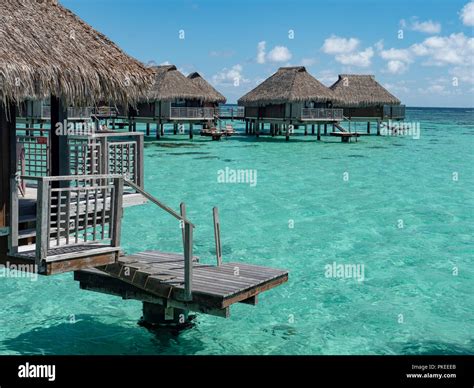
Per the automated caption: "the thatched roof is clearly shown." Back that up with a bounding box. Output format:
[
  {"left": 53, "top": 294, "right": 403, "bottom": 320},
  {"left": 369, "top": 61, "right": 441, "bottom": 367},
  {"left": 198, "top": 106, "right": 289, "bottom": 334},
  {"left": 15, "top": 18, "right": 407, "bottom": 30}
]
[
  {"left": 0, "top": 0, "right": 154, "bottom": 107},
  {"left": 238, "top": 66, "right": 340, "bottom": 107},
  {"left": 146, "top": 65, "right": 213, "bottom": 102},
  {"left": 330, "top": 75, "right": 401, "bottom": 107},
  {"left": 187, "top": 72, "right": 226, "bottom": 103}
]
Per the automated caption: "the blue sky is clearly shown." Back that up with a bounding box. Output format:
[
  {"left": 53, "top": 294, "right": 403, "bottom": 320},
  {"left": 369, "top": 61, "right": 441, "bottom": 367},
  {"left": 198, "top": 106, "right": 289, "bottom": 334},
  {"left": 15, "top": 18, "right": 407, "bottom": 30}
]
[{"left": 62, "top": 0, "right": 474, "bottom": 107}]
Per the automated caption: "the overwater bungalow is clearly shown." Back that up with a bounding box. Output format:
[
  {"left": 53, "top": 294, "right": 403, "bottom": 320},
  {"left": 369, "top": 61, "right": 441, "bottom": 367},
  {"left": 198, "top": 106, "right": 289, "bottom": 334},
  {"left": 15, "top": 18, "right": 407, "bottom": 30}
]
[
  {"left": 187, "top": 72, "right": 227, "bottom": 107},
  {"left": 329, "top": 74, "right": 405, "bottom": 133},
  {"left": 126, "top": 65, "right": 226, "bottom": 139},
  {"left": 0, "top": 0, "right": 286, "bottom": 326},
  {"left": 238, "top": 66, "right": 343, "bottom": 140}
]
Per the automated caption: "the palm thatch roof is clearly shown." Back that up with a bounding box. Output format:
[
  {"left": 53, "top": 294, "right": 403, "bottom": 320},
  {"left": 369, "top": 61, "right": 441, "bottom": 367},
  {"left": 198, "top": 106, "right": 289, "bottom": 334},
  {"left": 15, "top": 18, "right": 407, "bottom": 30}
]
[
  {"left": 0, "top": 0, "right": 154, "bottom": 107},
  {"left": 146, "top": 65, "right": 213, "bottom": 102},
  {"left": 187, "top": 72, "right": 226, "bottom": 104},
  {"left": 238, "top": 66, "right": 340, "bottom": 107},
  {"left": 330, "top": 75, "right": 401, "bottom": 107}
]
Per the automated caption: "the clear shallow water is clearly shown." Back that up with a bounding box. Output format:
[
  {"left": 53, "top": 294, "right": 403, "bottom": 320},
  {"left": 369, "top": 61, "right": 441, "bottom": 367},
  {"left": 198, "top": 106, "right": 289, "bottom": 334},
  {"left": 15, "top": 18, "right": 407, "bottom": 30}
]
[{"left": 1, "top": 107, "right": 473, "bottom": 355}]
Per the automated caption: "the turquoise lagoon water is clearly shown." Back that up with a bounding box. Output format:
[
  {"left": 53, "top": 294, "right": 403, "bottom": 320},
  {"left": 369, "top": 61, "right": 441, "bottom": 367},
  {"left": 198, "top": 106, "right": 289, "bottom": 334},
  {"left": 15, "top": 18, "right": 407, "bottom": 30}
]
[{"left": 0, "top": 107, "right": 473, "bottom": 355}]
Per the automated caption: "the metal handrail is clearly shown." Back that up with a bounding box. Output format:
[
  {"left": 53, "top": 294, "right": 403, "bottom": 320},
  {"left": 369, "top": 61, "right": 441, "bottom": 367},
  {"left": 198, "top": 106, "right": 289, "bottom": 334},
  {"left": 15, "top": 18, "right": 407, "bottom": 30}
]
[
  {"left": 123, "top": 178, "right": 194, "bottom": 227},
  {"left": 123, "top": 177, "right": 194, "bottom": 301}
]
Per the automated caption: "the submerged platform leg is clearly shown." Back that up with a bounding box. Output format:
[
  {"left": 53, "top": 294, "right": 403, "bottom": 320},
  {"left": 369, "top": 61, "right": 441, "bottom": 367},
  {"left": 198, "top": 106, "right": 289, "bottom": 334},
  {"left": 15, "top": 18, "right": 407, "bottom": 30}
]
[{"left": 140, "top": 302, "right": 191, "bottom": 329}]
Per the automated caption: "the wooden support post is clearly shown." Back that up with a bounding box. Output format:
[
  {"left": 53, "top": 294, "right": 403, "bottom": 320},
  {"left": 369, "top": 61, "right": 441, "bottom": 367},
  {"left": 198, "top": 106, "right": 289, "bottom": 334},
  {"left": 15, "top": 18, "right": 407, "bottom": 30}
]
[
  {"left": 304, "top": 125, "right": 308, "bottom": 136},
  {"left": 141, "top": 302, "right": 189, "bottom": 327},
  {"left": 245, "top": 120, "right": 249, "bottom": 134},
  {"left": 377, "top": 121, "right": 381, "bottom": 136},
  {"left": 0, "top": 102, "right": 16, "bottom": 261},
  {"left": 161, "top": 124, "right": 165, "bottom": 136},
  {"left": 50, "top": 95, "right": 69, "bottom": 181},
  {"left": 367, "top": 121, "right": 371, "bottom": 134},
  {"left": 35, "top": 179, "right": 49, "bottom": 269},
  {"left": 111, "top": 177, "right": 123, "bottom": 249},
  {"left": 213, "top": 207, "right": 222, "bottom": 266},
  {"left": 324, "top": 124, "right": 328, "bottom": 135},
  {"left": 183, "top": 222, "right": 193, "bottom": 301},
  {"left": 270, "top": 123, "right": 275, "bottom": 137},
  {"left": 332, "top": 124, "right": 335, "bottom": 133},
  {"left": 156, "top": 122, "right": 160, "bottom": 139},
  {"left": 256, "top": 121, "right": 260, "bottom": 138},
  {"left": 285, "top": 125, "right": 290, "bottom": 141},
  {"left": 180, "top": 203, "right": 186, "bottom": 249},
  {"left": 311, "top": 124, "right": 315, "bottom": 135},
  {"left": 146, "top": 123, "right": 150, "bottom": 136},
  {"left": 136, "top": 133, "right": 145, "bottom": 188},
  {"left": 317, "top": 123, "right": 321, "bottom": 141},
  {"left": 189, "top": 123, "right": 193, "bottom": 139},
  {"left": 173, "top": 123, "right": 177, "bottom": 135}
]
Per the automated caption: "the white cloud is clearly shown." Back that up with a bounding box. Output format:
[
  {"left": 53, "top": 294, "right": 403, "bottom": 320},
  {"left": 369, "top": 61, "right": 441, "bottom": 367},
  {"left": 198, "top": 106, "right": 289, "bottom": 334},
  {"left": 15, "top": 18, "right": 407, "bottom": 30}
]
[
  {"left": 374, "top": 40, "right": 384, "bottom": 51},
  {"left": 380, "top": 48, "right": 413, "bottom": 62},
  {"left": 301, "top": 58, "right": 316, "bottom": 66},
  {"left": 321, "top": 35, "right": 372, "bottom": 67},
  {"left": 212, "top": 64, "right": 249, "bottom": 87},
  {"left": 386, "top": 60, "right": 409, "bottom": 74},
  {"left": 411, "top": 20, "right": 441, "bottom": 34},
  {"left": 450, "top": 66, "right": 474, "bottom": 84},
  {"left": 335, "top": 47, "right": 374, "bottom": 67},
  {"left": 317, "top": 70, "right": 338, "bottom": 86},
  {"left": 380, "top": 33, "right": 474, "bottom": 75},
  {"left": 256, "top": 42, "right": 292, "bottom": 63},
  {"left": 412, "top": 33, "right": 474, "bottom": 66},
  {"left": 321, "top": 35, "right": 360, "bottom": 54},
  {"left": 423, "top": 84, "right": 447, "bottom": 94},
  {"left": 399, "top": 17, "right": 441, "bottom": 34},
  {"left": 267, "top": 46, "right": 292, "bottom": 62},
  {"left": 160, "top": 61, "right": 172, "bottom": 65},
  {"left": 257, "top": 41, "right": 266, "bottom": 64},
  {"left": 384, "top": 82, "right": 410, "bottom": 94},
  {"left": 178, "top": 67, "right": 190, "bottom": 76},
  {"left": 460, "top": 1, "right": 474, "bottom": 26}
]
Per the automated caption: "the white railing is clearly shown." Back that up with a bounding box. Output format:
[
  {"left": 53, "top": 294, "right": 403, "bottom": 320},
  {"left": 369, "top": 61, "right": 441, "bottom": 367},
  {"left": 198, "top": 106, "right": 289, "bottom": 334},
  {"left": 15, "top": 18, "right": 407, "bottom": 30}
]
[
  {"left": 169, "top": 107, "right": 218, "bottom": 119},
  {"left": 16, "top": 129, "right": 144, "bottom": 186},
  {"left": 68, "top": 107, "right": 93, "bottom": 119},
  {"left": 40, "top": 105, "right": 117, "bottom": 119},
  {"left": 218, "top": 106, "right": 245, "bottom": 118},
  {"left": 300, "top": 108, "right": 344, "bottom": 120},
  {"left": 69, "top": 132, "right": 144, "bottom": 187},
  {"left": 16, "top": 130, "right": 50, "bottom": 177},
  {"left": 10, "top": 175, "right": 124, "bottom": 267}
]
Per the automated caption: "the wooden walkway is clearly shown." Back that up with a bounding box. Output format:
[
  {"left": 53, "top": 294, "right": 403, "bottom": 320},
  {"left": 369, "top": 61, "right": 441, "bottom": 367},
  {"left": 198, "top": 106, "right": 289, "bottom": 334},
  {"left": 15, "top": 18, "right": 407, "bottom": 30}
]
[{"left": 75, "top": 250, "right": 288, "bottom": 317}]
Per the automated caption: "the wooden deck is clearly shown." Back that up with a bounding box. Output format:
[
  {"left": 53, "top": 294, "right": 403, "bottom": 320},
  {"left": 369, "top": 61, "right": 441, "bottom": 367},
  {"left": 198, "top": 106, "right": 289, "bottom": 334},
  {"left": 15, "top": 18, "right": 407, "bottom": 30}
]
[
  {"left": 75, "top": 250, "right": 288, "bottom": 317},
  {"left": 19, "top": 185, "right": 146, "bottom": 217}
]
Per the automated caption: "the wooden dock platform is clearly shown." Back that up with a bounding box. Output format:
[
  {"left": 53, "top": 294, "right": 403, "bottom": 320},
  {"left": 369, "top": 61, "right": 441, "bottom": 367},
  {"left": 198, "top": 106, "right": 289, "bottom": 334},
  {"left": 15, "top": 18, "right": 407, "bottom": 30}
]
[{"left": 75, "top": 250, "right": 288, "bottom": 317}]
